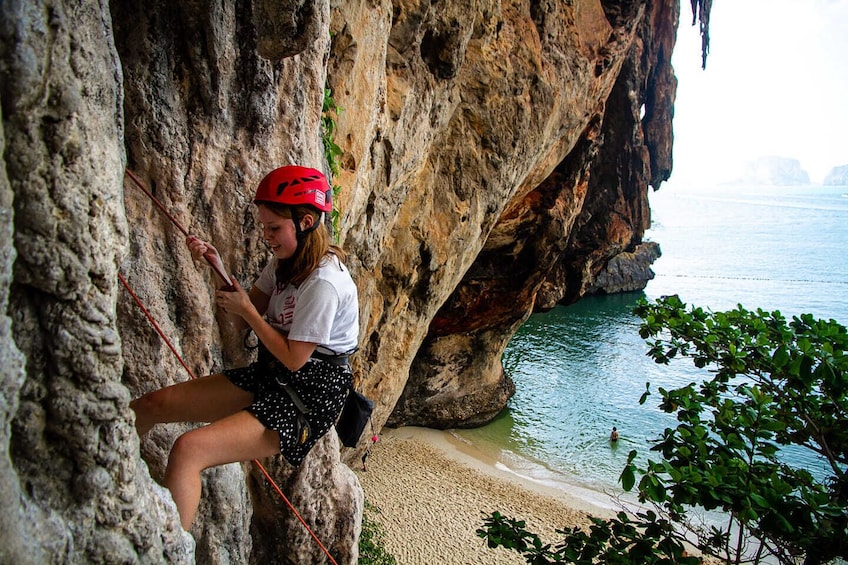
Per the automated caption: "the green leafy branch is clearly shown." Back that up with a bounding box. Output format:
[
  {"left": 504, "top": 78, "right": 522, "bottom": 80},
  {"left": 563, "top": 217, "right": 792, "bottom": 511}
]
[
  {"left": 625, "top": 296, "right": 848, "bottom": 564},
  {"left": 478, "top": 509, "right": 701, "bottom": 564}
]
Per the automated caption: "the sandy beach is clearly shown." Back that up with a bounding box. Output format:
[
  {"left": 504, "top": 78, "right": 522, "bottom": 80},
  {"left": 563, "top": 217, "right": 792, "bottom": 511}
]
[{"left": 354, "top": 426, "right": 621, "bottom": 565}]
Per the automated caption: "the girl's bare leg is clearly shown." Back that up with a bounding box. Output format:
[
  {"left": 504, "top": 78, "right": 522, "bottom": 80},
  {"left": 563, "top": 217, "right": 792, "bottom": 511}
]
[
  {"left": 131, "top": 374, "right": 253, "bottom": 435},
  {"left": 163, "top": 410, "right": 280, "bottom": 529}
]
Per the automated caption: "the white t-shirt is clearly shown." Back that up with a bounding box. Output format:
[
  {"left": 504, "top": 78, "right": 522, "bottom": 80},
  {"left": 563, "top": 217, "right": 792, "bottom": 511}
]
[{"left": 254, "top": 254, "right": 359, "bottom": 355}]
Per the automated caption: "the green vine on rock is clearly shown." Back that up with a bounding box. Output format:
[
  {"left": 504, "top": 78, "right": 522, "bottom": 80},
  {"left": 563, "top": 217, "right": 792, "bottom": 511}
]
[{"left": 322, "top": 85, "right": 343, "bottom": 241}]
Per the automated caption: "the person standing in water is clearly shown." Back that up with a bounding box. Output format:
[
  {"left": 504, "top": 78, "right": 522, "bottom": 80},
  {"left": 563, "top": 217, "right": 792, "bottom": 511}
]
[
  {"left": 610, "top": 426, "right": 619, "bottom": 442},
  {"left": 131, "top": 165, "right": 359, "bottom": 529}
]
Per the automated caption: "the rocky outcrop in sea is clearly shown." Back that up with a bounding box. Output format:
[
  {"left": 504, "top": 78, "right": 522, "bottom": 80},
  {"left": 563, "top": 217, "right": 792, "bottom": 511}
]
[
  {"left": 588, "top": 242, "right": 662, "bottom": 295},
  {"left": 737, "top": 156, "right": 811, "bottom": 185},
  {"left": 824, "top": 164, "right": 848, "bottom": 186}
]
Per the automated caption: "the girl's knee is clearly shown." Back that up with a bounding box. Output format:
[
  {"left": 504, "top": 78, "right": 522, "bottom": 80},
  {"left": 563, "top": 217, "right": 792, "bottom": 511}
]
[{"left": 168, "top": 430, "right": 209, "bottom": 471}]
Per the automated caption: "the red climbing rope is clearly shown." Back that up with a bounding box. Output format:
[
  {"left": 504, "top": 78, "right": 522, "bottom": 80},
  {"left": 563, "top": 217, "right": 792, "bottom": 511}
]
[
  {"left": 120, "top": 170, "right": 340, "bottom": 565},
  {"left": 124, "top": 169, "right": 234, "bottom": 289},
  {"left": 118, "top": 273, "right": 196, "bottom": 378}
]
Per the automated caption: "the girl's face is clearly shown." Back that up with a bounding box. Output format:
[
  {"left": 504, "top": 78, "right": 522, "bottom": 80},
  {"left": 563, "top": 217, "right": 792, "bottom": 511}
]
[{"left": 258, "top": 205, "right": 299, "bottom": 260}]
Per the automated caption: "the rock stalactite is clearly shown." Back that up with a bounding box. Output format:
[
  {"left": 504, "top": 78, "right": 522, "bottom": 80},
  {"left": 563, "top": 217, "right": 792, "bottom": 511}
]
[{"left": 1, "top": 0, "right": 701, "bottom": 562}]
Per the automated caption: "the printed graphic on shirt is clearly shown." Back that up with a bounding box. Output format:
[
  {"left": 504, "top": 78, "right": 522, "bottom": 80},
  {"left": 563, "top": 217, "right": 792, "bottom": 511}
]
[{"left": 278, "top": 293, "right": 296, "bottom": 326}]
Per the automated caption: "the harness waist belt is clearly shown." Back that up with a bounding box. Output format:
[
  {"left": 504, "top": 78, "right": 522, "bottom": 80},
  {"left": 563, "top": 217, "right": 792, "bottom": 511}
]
[{"left": 311, "top": 351, "right": 350, "bottom": 366}]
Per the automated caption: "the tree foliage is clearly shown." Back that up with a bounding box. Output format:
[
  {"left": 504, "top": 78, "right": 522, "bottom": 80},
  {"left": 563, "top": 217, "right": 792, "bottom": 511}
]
[
  {"left": 479, "top": 295, "right": 848, "bottom": 564},
  {"left": 480, "top": 509, "right": 701, "bottom": 565}
]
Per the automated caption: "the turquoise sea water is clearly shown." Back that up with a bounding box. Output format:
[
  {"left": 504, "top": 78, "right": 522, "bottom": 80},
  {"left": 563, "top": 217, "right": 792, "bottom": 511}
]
[{"left": 454, "top": 183, "right": 848, "bottom": 498}]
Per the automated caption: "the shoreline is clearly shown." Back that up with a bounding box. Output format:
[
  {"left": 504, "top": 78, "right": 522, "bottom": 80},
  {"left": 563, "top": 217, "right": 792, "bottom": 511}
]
[
  {"left": 409, "top": 426, "right": 623, "bottom": 514},
  {"left": 354, "top": 426, "right": 622, "bottom": 565}
]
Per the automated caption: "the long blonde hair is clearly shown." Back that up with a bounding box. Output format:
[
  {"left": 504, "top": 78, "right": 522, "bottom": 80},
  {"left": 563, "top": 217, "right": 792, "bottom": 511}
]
[{"left": 259, "top": 202, "right": 346, "bottom": 287}]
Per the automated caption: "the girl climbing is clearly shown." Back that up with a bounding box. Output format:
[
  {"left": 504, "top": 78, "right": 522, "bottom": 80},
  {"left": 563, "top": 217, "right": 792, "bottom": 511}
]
[{"left": 131, "top": 165, "right": 360, "bottom": 529}]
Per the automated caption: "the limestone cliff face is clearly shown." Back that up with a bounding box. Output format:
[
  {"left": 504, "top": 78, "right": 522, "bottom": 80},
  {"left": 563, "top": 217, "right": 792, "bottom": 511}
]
[
  {"left": 386, "top": 0, "right": 678, "bottom": 427},
  {"left": 1, "top": 0, "right": 682, "bottom": 562}
]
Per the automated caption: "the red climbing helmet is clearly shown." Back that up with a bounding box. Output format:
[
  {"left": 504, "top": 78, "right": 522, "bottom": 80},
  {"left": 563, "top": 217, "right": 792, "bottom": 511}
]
[{"left": 254, "top": 165, "right": 332, "bottom": 213}]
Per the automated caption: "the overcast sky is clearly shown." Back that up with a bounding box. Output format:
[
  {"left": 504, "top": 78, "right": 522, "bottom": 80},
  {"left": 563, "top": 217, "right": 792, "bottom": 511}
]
[{"left": 667, "top": 0, "right": 848, "bottom": 186}]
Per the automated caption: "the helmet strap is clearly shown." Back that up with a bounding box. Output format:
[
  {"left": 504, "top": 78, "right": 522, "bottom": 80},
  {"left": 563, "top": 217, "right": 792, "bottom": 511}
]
[{"left": 291, "top": 207, "right": 322, "bottom": 241}]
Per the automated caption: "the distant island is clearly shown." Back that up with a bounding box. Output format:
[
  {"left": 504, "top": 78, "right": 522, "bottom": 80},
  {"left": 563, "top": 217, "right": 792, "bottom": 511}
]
[
  {"left": 734, "top": 156, "right": 810, "bottom": 185},
  {"left": 824, "top": 164, "right": 848, "bottom": 186}
]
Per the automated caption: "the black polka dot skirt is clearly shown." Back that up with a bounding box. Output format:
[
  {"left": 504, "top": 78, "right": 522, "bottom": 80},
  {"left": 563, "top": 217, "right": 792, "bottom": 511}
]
[{"left": 224, "top": 354, "right": 352, "bottom": 466}]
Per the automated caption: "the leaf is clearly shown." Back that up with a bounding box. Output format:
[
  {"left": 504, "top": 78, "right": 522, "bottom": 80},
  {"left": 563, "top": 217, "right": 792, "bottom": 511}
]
[
  {"left": 639, "top": 382, "right": 652, "bottom": 405},
  {"left": 772, "top": 346, "right": 790, "bottom": 369},
  {"left": 749, "top": 492, "right": 769, "bottom": 508},
  {"left": 620, "top": 464, "right": 636, "bottom": 492}
]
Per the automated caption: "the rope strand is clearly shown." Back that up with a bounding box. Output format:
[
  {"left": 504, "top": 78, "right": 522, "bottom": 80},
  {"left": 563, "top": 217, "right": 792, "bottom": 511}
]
[
  {"left": 124, "top": 169, "right": 189, "bottom": 236},
  {"left": 118, "top": 273, "right": 197, "bottom": 379},
  {"left": 124, "top": 169, "right": 233, "bottom": 287}
]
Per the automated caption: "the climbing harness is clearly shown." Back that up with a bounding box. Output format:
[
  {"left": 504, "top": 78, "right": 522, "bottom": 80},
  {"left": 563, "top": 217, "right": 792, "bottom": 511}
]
[{"left": 121, "top": 169, "right": 339, "bottom": 565}]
